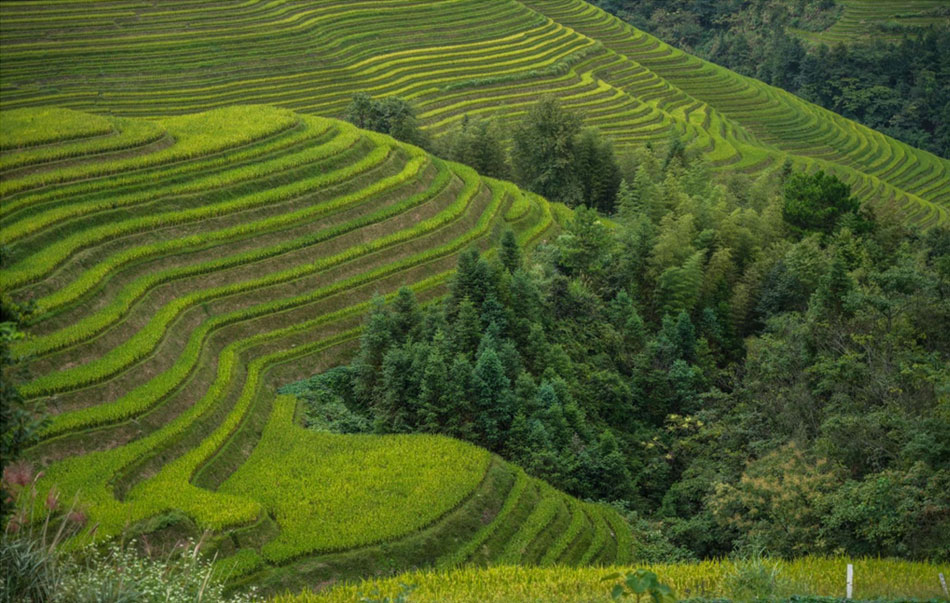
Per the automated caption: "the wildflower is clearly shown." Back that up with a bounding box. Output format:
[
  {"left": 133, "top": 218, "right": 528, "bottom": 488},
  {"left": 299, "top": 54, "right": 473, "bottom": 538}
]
[
  {"left": 1, "top": 460, "right": 33, "bottom": 488},
  {"left": 45, "top": 486, "right": 59, "bottom": 511},
  {"left": 6, "top": 517, "right": 21, "bottom": 534},
  {"left": 67, "top": 510, "right": 87, "bottom": 527}
]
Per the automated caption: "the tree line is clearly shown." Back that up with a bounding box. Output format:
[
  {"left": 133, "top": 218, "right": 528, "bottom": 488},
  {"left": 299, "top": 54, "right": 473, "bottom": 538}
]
[
  {"left": 287, "top": 127, "right": 950, "bottom": 561},
  {"left": 345, "top": 94, "right": 623, "bottom": 213}
]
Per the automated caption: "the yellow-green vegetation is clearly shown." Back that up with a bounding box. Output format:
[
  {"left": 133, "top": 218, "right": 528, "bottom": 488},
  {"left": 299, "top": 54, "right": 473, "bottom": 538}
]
[
  {"left": 273, "top": 559, "right": 950, "bottom": 602},
  {"left": 791, "top": 0, "right": 950, "bottom": 45},
  {"left": 0, "top": 106, "right": 112, "bottom": 150},
  {"left": 0, "top": 104, "right": 635, "bottom": 588},
  {"left": 0, "top": 0, "right": 947, "bottom": 228},
  {"left": 220, "top": 395, "right": 491, "bottom": 562}
]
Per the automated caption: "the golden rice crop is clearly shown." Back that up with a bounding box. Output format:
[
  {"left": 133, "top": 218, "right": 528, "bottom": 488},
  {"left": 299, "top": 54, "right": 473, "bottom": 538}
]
[{"left": 273, "top": 559, "right": 950, "bottom": 602}]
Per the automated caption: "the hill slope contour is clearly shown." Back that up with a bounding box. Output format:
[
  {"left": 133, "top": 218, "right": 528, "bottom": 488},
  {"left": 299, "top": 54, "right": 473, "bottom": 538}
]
[
  {"left": 791, "top": 0, "right": 950, "bottom": 45},
  {"left": 0, "top": 105, "right": 631, "bottom": 589},
  {"left": 1, "top": 0, "right": 948, "bottom": 227}
]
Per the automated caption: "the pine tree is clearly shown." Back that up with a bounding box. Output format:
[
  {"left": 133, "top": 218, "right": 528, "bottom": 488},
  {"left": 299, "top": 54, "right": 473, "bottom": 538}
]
[
  {"left": 391, "top": 286, "right": 423, "bottom": 343},
  {"left": 499, "top": 229, "right": 522, "bottom": 273},
  {"left": 445, "top": 353, "right": 474, "bottom": 439},
  {"left": 452, "top": 297, "right": 482, "bottom": 358},
  {"left": 506, "top": 412, "right": 532, "bottom": 463},
  {"left": 379, "top": 345, "right": 416, "bottom": 431},
  {"left": 509, "top": 269, "right": 543, "bottom": 324},
  {"left": 594, "top": 429, "right": 633, "bottom": 500},
  {"left": 449, "top": 248, "right": 491, "bottom": 312},
  {"left": 558, "top": 205, "right": 612, "bottom": 279},
  {"left": 673, "top": 310, "right": 698, "bottom": 363},
  {"left": 480, "top": 294, "right": 508, "bottom": 334},
  {"left": 812, "top": 252, "right": 856, "bottom": 318},
  {"left": 497, "top": 338, "right": 524, "bottom": 384},
  {"left": 352, "top": 296, "right": 393, "bottom": 407},
  {"left": 575, "top": 128, "right": 621, "bottom": 212},
  {"left": 418, "top": 331, "right": 449, "bottom": 432},
  {"left": 473, "top": 346, "right": 514, "bottom": 450},
  {"left": 616, "top": 178, "right": 640, "bottom": 223}
]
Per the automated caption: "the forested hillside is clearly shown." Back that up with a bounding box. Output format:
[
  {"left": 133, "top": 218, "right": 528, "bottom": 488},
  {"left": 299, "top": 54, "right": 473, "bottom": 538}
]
[
  {"left": 594, "top": 0, "right": 950, "bottom": 158},
  {"left": 290, "top": 131, "right": 950, "bottom": 562}
]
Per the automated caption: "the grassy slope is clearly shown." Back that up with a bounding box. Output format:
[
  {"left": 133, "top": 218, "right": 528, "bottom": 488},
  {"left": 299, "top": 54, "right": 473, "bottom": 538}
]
[
  {"left": 0, "top": 105, "right": 631, "bottom": 591},
  {"left": 0, "top": 0, "right": 947, "bottom": 228}
]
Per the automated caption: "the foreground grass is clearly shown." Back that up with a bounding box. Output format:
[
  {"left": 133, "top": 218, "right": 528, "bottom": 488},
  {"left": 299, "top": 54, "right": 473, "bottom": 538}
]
[{"left": 273, "top": 559, "right": 950, "bottom": 602}]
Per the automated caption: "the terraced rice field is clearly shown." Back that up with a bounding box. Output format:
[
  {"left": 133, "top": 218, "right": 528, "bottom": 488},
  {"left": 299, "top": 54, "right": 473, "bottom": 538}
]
[
  {"left": 1, "top": 0, "right": 948, "bottom": 228},
  {"left": 791, "top": 0, "right": 950, "bottom": 45},
  {"left": 276, "top": 559, "right": 950, "bottom": 602},
  {"left": 0, "top": 105, "right": 630, "bottom": 588}
]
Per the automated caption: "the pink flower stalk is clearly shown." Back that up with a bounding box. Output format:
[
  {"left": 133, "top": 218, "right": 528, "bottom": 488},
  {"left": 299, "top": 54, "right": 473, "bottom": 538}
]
[
  {"left": 45, "top": 487, "right": 59, "bottom": 511},
  {"left": 5, "top": 518, "right": 21, "bottom": 534},
  {"left": 67, "top": 510, "right": 87, "bottom": 527},
  {"left": 1, "top": 460, "right": 33, "bottom": 488}
]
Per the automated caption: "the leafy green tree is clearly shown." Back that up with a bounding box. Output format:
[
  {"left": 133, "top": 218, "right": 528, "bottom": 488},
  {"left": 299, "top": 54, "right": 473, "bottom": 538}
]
[
  {"left": 291, "top": 146, "right": 950, "bottom": 561},
  {"left": 575, "top": 128, "right": 622, "bottom": 212},
  {"left": 510, "top": 98, "right": 582, "bottom": 205},
  {"left": 782, "top": 170, "right": 858, "bottom": 235},
  {"left": 438, "top": 116, "right": 508, "bottom": 178},
  {"left": 710, "top": 443, "right": 843, "bottom": 556},
  {"left": 616, "top": 179, "right": 640, "bottom": 223},
  {"left": 344, "top": 93, "right": 427, "bottom": 147},
  {"left": 344, "top": 91, "right": 374, "bottom": 129},
  {"left": 822, "top": 464, "right": 950, "bottom": 559},
  {"left": 654, "top": 251, "right": 704, "bottom": 317}
]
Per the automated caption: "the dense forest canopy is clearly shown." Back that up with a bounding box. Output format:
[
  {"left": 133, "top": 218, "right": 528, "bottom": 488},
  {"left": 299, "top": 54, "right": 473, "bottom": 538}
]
[
  {"left": 295, "top": 98, "right": 950, "bottom": 561},
  {"left": 593, "top": 0, "right": 950, "bottom": 159}
]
